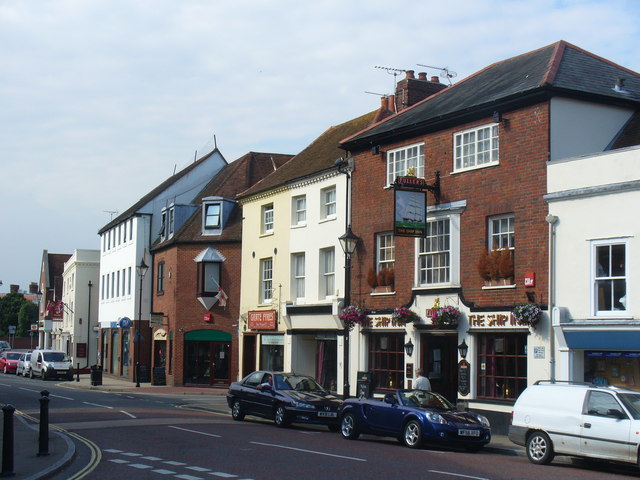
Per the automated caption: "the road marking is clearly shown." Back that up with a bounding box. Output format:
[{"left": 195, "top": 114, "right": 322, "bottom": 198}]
[
  {"left": 428, "top": 470, "right": 490, "bottom": 480},
  {"left": 51, "top": 394, "right": 75, "bottom": 400},
  {"left": 175, "top": 475, "right": 204, "bottom": 480},
  {"left": 120, "top": 410, "right": 136, "bottom": 418},
  {"left": 164, "top": 460, "right": 187, "bottom": 466},
  {"left": 19, "top": 387, "right": 41, "bottom": 393},
  {"left": 141, "top": 455, "right": 162, "bottom": 460},
  {"left": 83, "top": 401, "right": 113, "bottom": 409},
  {"left": 130, "top": 463, "right": 153, "bottom": 469},
  {"left": 209, "top": 473, "right": 238, "bottom": 478},
  {"left": 0, "top": 382, "right": 11, "bottom": 387},
  {"left": 169, "top": 426, "right": 221, "bottom": 438},
  {"left": 187, "top": 466, "right": 211, "bottom": 472},
  {"left": 103, "top": 449, "right": 123, "bottom": 453},
  {"left": 250, "top": 441, "right": 366, "bottom": 462},
  {"left": 153, "top": 469, "right": 176, "bottom": 475},
  {"left": 122, "top": 452, "right": 143, "bottom": 457},
  {"left": 109, "top": 459, "right": 130, "bottom": 464}
]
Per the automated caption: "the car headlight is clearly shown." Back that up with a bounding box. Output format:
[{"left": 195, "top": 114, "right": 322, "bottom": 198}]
[
  {"left": 293, "top": 401, "right": 315, "bottom": 410},
  {"left": 476, "top": 414, "right": 490, "bottom": 428},
  {"left": 426, "top": 412, "right": 447, "bottom": 424}
]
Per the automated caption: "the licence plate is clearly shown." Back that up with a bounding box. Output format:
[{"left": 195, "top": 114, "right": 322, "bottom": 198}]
[
  {"left": 317, "top": 411, "right": 337, "bottom": 418},
  {"left": 458, "top": 429, "right": 480, "bottom": 437}
]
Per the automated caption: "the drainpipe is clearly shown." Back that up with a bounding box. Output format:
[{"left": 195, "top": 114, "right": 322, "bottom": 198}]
[{"left": 545, "top": 214, "right": 558, "bottom": 381}]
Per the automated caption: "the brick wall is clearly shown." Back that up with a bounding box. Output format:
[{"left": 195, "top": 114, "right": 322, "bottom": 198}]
[{"left": 350, "top": 103, "right": 550, "bottom": 311}]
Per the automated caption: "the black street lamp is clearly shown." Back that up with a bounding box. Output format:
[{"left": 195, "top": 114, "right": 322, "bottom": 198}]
[
  {"left": 135, "top": 258, "right": 149, "bottom": 387},
  {"left": 339, "top": 225, "right": 359, "bottom": 398},
  {"left": 404, "top": 339, "right": 414, "bottom": 357},
  {"left": 458, "top": 339, "right": 468, "bottom": 360}
]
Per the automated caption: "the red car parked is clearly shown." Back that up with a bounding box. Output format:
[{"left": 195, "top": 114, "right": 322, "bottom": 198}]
[{"left": 0, "top": 351, "right": 22, "bottom": 374}]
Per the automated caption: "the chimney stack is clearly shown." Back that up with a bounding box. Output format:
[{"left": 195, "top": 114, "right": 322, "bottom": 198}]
[{"left": 394, "top": 71, "right": 448, "bottom": 112}]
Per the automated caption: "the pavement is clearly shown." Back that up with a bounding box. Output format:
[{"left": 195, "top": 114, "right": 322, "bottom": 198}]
[{"left": 1, "top": 374, "right": 522, "bottom": 479}]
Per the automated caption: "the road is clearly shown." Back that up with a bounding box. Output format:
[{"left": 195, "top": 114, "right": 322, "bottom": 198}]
[{"left": 1, "top": 373, "right": 639, "bottom": 480}]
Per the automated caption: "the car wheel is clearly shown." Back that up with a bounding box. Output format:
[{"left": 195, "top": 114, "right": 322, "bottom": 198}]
[
  {"left": 402, "top": 420, "right": 423, "bottom": 449},
  {"left": 340, "top": 412, "right": 360, "bottom": 440},
  {"left": 526, "top": 431, "right": 554, "bottom": 465},
  {"left": 41, "top": 369, "right": 47, "bottom": 380},
  {"left": 231, "top": 400, "right": 245, "bottom": 421},
  {"left": 274, "top": 405, "right": 289, "bottom": 427}
]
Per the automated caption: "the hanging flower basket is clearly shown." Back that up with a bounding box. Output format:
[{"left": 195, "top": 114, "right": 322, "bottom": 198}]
[
  {"left": 391, "top": 306, "right": 420, "bottom": 325},
  {"left": 430, "top": 305, "right": 460, "bottom": 327},
  {"left": 339, "top": 305, "right": 367, "bottom": 331},
  {"left": 513, "top": 303, "right": 542, "bottom": 329}
]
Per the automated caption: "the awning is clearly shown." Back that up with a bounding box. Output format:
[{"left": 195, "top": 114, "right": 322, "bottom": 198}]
[
  {"left": 563, "top": 329, "right": 640, "bottom": 350},
  {"left": 185, "top": 329, "right": 232, "bottom": 342}
]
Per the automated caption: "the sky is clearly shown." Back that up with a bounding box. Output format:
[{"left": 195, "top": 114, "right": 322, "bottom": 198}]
[{"left": 1, "top": 0, "right": 639, "bottom": 294}]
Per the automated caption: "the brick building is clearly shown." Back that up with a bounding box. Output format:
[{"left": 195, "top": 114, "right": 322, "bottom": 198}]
[
  {"left": 340, "top": 41, "right": 640, "bottom": 431},
  {"left": 151, "top": 152, "right": 292, "bottom": 386}
]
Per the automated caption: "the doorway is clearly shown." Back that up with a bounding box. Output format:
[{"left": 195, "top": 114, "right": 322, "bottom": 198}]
[
  {"left": 184, "top": 341, "right": 230, "bottom": 386},
  {"left": 420, "top": 333, "right": 457, "bottom": 402}
]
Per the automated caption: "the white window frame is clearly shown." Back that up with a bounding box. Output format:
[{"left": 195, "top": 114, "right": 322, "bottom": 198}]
[
  {"left": 321, "top": 187, "right": 336, "bottom": 220},
  {"left": 591, "top": 239, "right": 628, "bottom": 316},
  {"left": 204, "top": 202, "right": 222, "bottom": 231},
  {"left": 320, "top": 247, "right": 335, "bottom": 298},
  {"left": 488, "top": 214, "right": 515, "bottom": 251},
  {"left": 260, "top": 257, "right": 273, "bottom": 304},
  {"left": 292, "top": 195, "right": 307, "bottom": 226},
  {"left": 262, "top": 204, "right": 274, "bottom": 234},
  {"left": 168, "top": 207, "right": 175, "bottom": 237},
  {"left": 415, "top": 214, "right": 460, "bottom": 287},
  {"left": 291, "top": 253, "right": 305, "bottom": 300},
  {"left": 376, "top": 232, "right": 395, "bottom": 272},
  {"left": 454, "top": 123, "right": 499, "bottom": 172},
  {"left": 386, "top": 143, "right": 425, "bottom": 186},
  {"left": 160, "top": 210, "right": 167, "bottom": 240}
]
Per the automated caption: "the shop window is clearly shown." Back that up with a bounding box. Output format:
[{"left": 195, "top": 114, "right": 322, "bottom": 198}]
[
  {"left": 260, "top": 334, "right": 284, "bottom": 371},
  {"left": 585, "top": 351, "right": 639, "bottom": 390},
  {"left": 368, "top": 333, "right": 404, "bottom": 392},
  {"left": 476, "top": 333, "right": 527, "bottom": 400},
  {"left": 593, "top": 240, "right": 627, "bottom": 315}
]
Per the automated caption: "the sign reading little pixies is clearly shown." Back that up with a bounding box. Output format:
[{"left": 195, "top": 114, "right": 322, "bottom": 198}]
[{"left": 468, "top": 312, "right": 526, "bottom": 329}]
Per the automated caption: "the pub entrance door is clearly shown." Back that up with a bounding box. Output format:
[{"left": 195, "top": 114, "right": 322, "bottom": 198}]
[{"left": 420, "top": 333, "right": 457, "bottom": 402}]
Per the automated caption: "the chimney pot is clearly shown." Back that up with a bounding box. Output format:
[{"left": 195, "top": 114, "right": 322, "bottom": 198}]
[
  {"left": 418, "top": 72, "right": 427, "bottom": 80},
  {"left": 431, "top": 76, "right": 440, "bottom": 83},
  {"left": 388, "top": 94, "right": 396, "bottom": 112},
  {"left": 380, "top": 96, "right": 389, "bottom": 110},
  {"left": 405, "top": 70, "right": 415, "bottom": 79}
]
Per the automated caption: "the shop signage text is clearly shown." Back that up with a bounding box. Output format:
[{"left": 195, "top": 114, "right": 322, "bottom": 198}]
[
  {"left": 365, "top": 315, "right": 407, "bottom": 328},
  {"left": 469, "top": 312, "right": 527, "bottom": 328},
  {"left": 248, "top": 310, "right": 277, "bottom": 330}
]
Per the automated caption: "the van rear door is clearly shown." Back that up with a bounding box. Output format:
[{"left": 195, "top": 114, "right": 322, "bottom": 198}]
[{"left": 580, "top": 390, "right": 632, "bottom": 462}]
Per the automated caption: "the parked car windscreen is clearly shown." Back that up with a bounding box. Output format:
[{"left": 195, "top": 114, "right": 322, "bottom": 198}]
[
  {"left": 400, "top": 390, "right": 455, "bottom": 410},
  {"left": 7, "top": 352, "right": 21, "bottom": 360},
  {"left": 276, "top": 374, "right": 325, "bottom": 392},
  {"left": 618, "top": 393, "right": 640, "bottom": 419},
  {"left": 43, "top": 352, "right": 69, "bottom": 362}
]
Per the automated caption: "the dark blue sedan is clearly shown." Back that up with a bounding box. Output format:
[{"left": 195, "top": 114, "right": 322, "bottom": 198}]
[
  {"left": 227, "top": 371, "right": 342, "bottom": 430},
  {"left": 340, "top": 389, "right": 491, "bottom": 450}
]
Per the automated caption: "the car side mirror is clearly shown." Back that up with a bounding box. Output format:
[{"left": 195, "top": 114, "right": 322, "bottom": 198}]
[{"left": 607, "top": 408, "right": 626, "bottom": 419}]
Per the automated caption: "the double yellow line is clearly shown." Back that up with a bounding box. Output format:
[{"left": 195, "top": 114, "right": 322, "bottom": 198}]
[{"left": 17, "top": 410, "right": 102, "bottom": 480}]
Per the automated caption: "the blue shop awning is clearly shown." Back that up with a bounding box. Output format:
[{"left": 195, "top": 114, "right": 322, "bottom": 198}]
[{"left": 563, "top": 329, "right": 640, "bottom": 350}]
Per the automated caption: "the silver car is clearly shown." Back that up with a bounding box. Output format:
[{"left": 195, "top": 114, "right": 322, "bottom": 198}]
[{"left": 16, "top": 352, "right": 31, "bottom": 376}]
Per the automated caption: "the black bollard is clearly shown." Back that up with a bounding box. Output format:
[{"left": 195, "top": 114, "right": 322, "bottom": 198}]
[
  {"left": 76, "top": 363, "right": 80, "bottom": 382},
  {"left": 38, "top": 393, "right": 50, "bottom": 456},
  {"left": 1, "top": 404, "right": 15, "bottom": 477}
]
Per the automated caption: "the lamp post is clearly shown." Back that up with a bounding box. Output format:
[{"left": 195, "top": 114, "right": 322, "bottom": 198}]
[
  {"left": 135, "top": 258, "right": 149, "bottom": 387},
  {"left": 458, "top": 339, "right": 468, "bottom": 360},
  {"left": 339, "top": 225, "right": 360, "bottom": 398}
]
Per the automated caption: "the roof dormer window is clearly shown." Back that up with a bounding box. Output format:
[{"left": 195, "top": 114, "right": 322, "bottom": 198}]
[{"left": 205, "top": 203, "right": 221, "bottom": 229}]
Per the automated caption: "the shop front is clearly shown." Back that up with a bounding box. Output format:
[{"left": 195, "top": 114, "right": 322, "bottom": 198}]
[
  {"left": 285, "top": 304, "right": 341, "bottom": 393},
  {"left": 183, "top": 329, "right": 231, "bottom": 386}
]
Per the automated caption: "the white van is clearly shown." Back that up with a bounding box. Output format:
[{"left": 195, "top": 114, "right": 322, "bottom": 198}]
[
  {"left": 29, "top": 349, "right": 74, "bottom": 380},
  {"left": 509, "top": 380, "right": 640, "bottom": 467}
]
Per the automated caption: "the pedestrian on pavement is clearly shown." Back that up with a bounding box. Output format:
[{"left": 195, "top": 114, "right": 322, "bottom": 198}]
[{"left": 414, "top": 368, "right": 431, "bottom": 391}]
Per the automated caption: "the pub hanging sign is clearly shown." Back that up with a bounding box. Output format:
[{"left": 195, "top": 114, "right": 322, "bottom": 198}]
[{"left": 393, "top": 172, "right": 440, "bottom": 238}]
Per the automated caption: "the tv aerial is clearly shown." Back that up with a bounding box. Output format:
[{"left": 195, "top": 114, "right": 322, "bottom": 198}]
[
  {"left": 104, "top": 210, "right": 118, "bottom": 220},
  {"left": 374, "top": 65, "right": 406, "bottom": 90},
  {"left": 417, "top": 64, "right": 457, "bottom": 85}
]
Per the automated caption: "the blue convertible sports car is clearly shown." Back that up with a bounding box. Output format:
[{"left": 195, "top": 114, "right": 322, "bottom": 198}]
[
  {"left": 340, "top": 389, "right": 491, "bottom": 450},
  {"left": 227, "top": 371, "right": 343, "bottom": 430}
]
